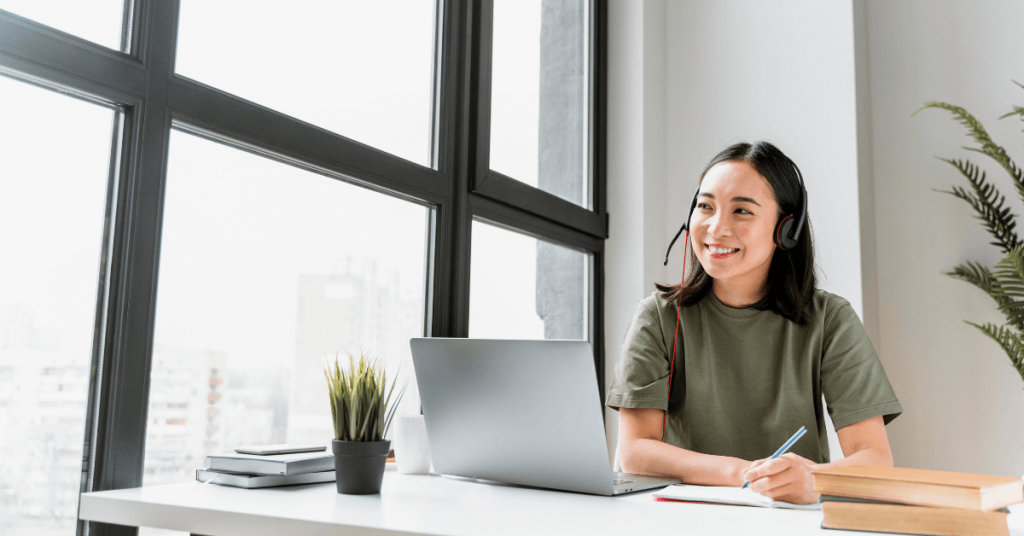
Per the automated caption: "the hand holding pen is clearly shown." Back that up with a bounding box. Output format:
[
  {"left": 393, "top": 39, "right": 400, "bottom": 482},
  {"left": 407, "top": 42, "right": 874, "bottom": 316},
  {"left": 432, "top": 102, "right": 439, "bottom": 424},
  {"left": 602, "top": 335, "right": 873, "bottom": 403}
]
[{"left": 742, "top": 425, "right": 807, "bottom": 489}]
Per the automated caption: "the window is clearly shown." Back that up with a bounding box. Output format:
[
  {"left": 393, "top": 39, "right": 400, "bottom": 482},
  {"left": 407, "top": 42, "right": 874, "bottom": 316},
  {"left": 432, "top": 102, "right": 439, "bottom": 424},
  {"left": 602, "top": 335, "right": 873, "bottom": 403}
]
[
  {"left": 0, "top": 2, "right": 606, "bottom": 534},
  {"left": 175, "top": 0, "right": 437, "bottom": 167},
  {"left": 0, "top": 0, "right": 125, "bottom": 50},
  {"left": 144, "top": 131, "right": 427, "bottom": 485},
  {"left": 469, "top": 221, "right": 588, "bottom": 339},
  {"left": 489, "top": 0, "right": 590, "bottom": 208},
  {"left": 0, "top": 75, "right": 116, "bottom": 535}
]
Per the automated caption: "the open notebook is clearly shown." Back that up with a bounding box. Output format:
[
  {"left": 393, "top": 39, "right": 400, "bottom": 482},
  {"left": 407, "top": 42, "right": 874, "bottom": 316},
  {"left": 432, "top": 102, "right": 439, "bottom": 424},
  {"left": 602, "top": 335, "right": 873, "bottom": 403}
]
[{"left": 654, "top": 484, "right": 822, "bottom": 511}]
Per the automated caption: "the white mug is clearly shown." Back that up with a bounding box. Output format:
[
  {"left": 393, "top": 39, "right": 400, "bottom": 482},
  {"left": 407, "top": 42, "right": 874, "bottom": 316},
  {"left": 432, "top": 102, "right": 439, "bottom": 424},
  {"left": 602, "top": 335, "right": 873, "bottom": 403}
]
[{"left": 393, "top": 414, "right": 432, "bottom": 475}]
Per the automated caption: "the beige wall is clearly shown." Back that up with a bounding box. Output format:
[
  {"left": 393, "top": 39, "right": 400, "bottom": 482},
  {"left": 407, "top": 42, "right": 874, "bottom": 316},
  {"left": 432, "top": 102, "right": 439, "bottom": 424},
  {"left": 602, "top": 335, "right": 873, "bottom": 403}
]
[{"left": 862, "top": 0, "right": 1024, "bottom": 475}]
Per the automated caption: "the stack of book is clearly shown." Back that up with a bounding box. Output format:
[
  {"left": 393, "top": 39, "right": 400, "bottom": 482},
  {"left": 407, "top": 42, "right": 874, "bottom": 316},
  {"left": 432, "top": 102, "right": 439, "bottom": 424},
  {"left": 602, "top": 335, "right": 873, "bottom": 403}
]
[
  {"left": 196, "top": 450, "right": 336, "bottom": 489},
  {"left": 813, "top": 465, "right": 1023, "bottom": 536}
]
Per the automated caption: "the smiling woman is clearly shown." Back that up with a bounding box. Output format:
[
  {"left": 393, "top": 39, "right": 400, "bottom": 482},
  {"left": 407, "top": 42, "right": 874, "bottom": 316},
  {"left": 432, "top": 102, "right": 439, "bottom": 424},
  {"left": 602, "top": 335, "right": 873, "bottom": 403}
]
[
  {"left": 657, "top": 142, "right": 816, "bottom": 325},
  {"left": 691, "top": 161, "right": 784, "bottom": 306},
  {"left": 607, "top": 141, "right": 903, "bottom": 505}
]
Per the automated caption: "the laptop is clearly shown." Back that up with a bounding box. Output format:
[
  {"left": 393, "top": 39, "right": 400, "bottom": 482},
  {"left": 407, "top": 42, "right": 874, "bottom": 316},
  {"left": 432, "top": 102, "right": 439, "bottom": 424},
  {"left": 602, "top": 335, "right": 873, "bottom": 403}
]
[{"left": 408, "top": 338, "right": 681, "bottom": 496}]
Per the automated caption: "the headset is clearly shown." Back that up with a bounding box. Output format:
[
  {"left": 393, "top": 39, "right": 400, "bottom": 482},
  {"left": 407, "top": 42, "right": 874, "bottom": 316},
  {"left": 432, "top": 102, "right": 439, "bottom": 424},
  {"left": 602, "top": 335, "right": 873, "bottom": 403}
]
[{"left": 656, "top": 159, "right": 808, "bottom": 440}]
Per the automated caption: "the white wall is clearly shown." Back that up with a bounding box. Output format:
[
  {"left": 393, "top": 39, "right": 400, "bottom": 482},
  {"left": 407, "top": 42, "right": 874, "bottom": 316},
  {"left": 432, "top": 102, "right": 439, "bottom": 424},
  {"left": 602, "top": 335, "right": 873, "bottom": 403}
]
[
  {"left": 863, "top": 0, "right": 1024, "bottom": 476},
  {"left": 604, "top": 0, "right": 668, "bottom": 463},
  {"left": 607, "top": 0, "right": 1024, "bottom": 477},
  {"left": 606, "top": 0, "right": 860, "bottom": 463},
  {"left": 663, "top": 0, "right": 863, "bottom": 313}
]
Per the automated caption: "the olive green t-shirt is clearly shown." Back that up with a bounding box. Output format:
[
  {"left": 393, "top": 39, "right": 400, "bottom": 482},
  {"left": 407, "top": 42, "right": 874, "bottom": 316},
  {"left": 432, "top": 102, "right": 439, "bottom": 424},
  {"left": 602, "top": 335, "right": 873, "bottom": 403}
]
[{"left": 606, "top": 289, "right": 902, "bottom": 464}]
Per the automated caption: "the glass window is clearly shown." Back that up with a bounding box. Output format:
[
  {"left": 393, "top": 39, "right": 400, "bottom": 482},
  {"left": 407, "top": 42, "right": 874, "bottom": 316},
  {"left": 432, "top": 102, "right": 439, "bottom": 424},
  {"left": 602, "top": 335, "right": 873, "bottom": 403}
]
[
  {"left": 0, "top": 0, "right": 125, "bottom": 51},
  {"left": 469, "top": 221, "right": 588, "bottom": 339},
  {"left": 0, "top": 75, "right": 114, "bottom": 534},
  {"left": 143, "top": 131, "right": 428, "bottom": 486},
  {"left": 489, "top": 0, "right": 590, "bottom": 208},
  {"left": 174, "top": 0, "right": 438, "bottom": 168}
]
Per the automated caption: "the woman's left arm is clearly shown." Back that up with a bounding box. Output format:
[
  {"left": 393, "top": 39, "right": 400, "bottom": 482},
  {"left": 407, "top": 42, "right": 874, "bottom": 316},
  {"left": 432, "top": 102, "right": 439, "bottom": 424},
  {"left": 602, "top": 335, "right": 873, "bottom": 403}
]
[
  {"left": 819, "top": 415, "right": 893, "bottom": 469},
  {"left": 746, "top": 297, "right": 902, "bottom": 504},
  {"left": 742, "top": 416, "right": 892, "bottom": 504}
]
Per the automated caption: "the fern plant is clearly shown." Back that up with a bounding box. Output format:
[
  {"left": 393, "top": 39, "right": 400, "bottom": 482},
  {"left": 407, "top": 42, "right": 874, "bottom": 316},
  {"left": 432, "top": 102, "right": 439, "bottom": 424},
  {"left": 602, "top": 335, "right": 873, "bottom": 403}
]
[{"left": 915, "top": 82, "right": 1024, "bottom": 384}]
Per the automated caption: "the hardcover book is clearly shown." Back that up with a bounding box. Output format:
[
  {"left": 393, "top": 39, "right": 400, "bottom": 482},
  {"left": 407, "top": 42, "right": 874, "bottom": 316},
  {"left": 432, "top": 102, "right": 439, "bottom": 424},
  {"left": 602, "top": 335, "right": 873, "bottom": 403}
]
[
  {"left": 196, "top": 469, "right": 336, "bottom": 489},
  {"left": 812, "top": 465, "right": 1023, "bottom": 511},
  {"left": 821, "top": 500, "right": 1009, "bottom": 536},
  {"left": 206, "top": 451, "right": 335, "bottom": 476}
]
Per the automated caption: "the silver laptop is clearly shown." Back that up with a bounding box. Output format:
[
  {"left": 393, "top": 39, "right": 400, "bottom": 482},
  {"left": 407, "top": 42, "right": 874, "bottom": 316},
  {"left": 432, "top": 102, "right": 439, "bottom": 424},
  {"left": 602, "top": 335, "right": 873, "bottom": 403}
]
[{"left": 409, "top": 338, "right": 681, "bottom": 496}]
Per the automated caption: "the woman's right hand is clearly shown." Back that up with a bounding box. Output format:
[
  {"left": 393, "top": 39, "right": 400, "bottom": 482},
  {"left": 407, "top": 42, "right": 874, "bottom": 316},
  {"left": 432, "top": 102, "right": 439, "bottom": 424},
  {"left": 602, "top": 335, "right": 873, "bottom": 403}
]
[
  {"left": 736, "top": 458, "right": 766, "bottom": 486},
  {"left": 742, "top": 453, "right": 820, "bottom": 504}
]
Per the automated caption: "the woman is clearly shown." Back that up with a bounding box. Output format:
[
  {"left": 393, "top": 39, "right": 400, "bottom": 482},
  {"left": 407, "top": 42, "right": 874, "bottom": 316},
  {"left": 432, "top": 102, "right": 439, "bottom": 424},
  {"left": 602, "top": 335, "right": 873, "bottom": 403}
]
[{"left": 606, "top": 141, "right": 902, "bottom": 505}]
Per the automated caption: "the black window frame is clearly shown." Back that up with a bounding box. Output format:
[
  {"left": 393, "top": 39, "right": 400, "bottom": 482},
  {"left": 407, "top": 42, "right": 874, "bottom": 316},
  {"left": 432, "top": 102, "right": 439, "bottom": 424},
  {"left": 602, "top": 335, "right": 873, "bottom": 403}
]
[{"left": 0, "top": 1, "right": 607, "bottom": 534}]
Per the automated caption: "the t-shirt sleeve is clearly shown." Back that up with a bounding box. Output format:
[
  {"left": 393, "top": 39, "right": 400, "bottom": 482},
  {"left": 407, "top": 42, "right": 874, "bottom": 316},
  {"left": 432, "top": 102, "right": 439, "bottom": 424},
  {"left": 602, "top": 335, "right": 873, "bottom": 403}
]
[
  {"left": 605, "top": 299, "right": 672, "bottom": 412},
  {"left": 821, "top": 299, "right": 903, "bottom": 430}
]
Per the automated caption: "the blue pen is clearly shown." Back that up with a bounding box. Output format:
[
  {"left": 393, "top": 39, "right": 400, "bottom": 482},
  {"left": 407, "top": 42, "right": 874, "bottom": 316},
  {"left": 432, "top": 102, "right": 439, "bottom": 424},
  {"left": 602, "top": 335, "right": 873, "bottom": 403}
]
[{"left": 741, "top": 425, "right": 807, "bottom": 489}]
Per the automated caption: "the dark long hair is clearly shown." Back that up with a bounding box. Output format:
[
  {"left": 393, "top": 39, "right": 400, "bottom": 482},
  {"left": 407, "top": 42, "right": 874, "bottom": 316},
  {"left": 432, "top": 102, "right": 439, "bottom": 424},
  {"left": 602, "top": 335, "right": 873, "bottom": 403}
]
[{"left": 656, "top": 141, "right": 817, "bottom": 327}]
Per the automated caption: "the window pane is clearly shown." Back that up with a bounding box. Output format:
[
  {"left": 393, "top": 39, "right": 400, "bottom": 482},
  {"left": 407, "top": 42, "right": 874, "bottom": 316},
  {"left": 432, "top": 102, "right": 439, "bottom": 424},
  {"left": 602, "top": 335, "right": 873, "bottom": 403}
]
[
  {"left": 0, "top": 0, "right": 125, "bottom": 51},
  {"left": 175, "top": 0, "right": 437, "bottom": 168},
  {"left": 0, "top": 76, "right": 114, "bottom": 534},
  {"left": 469, "top": 221, "right": 588, "bottom": 339},
  {"left": 490, "top": 0, "right": 589, "bottom": 208},
  {"left": 144, "top": 131, "right": 428, "bottom": 486}
]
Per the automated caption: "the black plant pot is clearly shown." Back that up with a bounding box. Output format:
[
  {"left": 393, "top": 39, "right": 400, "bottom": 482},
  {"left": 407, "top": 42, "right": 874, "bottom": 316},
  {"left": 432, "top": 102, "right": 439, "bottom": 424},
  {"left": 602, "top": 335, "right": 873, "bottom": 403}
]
[{"left": 331, "top": 439, "right": 390, "bottom": 495}]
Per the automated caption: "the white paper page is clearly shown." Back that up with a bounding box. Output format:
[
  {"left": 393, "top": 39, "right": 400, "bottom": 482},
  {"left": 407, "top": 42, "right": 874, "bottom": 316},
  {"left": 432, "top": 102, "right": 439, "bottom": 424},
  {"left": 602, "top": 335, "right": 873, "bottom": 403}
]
[
  {"left": 654, "top": 485, "right": 822, "bottom": 511},
  {"left": 1007, "top": 502, "right": 1024, "bottom": 536}
]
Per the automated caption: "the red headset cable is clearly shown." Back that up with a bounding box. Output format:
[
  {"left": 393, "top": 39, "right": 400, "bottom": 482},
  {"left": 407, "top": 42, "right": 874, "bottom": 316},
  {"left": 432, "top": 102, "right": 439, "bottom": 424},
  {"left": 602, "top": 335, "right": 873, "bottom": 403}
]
[{"left": 661, "top": 231, "right": 687, "bottom": 442}]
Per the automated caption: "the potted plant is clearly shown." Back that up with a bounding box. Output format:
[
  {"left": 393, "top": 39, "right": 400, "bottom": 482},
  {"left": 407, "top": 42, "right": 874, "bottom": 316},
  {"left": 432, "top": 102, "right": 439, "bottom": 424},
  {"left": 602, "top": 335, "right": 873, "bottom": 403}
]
[
  {"left": 324, "top": 353, "right": 405, "bottom": 494},
  {"left": 916, "top": 82, "right": 1024, "bottom": 386}
]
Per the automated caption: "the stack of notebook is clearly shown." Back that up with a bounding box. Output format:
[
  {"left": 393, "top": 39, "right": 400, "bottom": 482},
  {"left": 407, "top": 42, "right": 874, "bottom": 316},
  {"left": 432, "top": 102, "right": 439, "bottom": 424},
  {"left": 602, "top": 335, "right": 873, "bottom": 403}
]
[
  {"left": 813, "top": 465, "right": 1023, "bottom": 536},
  {"left": 196, "top": 450, "right": 336, "bottom": 489}
]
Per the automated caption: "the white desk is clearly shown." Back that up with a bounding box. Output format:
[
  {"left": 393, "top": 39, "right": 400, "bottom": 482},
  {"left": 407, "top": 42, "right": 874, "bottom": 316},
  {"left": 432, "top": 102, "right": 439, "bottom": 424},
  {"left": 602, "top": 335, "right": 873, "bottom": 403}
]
[{"left": 79, "top": 466, "right": 1024, "bottom": 536}]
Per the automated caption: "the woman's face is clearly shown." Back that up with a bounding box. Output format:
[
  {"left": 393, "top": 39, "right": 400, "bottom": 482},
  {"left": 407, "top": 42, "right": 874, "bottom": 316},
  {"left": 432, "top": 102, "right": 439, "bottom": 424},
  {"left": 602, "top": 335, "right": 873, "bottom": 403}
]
[{"left": 689, "top": 160, "right": 780, "bottom": 290}]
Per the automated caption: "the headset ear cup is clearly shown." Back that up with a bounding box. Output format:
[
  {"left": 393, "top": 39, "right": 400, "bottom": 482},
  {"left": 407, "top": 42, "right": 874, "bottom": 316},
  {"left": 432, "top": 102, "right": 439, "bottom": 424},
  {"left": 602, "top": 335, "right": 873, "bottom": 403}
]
[{"left": 776, "top": 215, "right": 798, "bottom": 250}]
